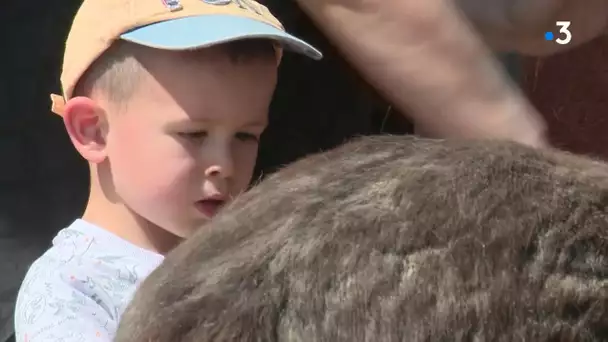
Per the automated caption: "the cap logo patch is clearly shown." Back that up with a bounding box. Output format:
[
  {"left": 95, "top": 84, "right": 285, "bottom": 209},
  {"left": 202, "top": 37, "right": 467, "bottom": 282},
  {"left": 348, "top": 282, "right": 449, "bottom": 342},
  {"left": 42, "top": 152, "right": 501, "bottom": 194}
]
[
  {"left": 162, "top": 0, "right": 183, "bottom": 11},
  {"left": 201, "top": 0, "right": 261, "bottom": 15},
  {"left": 202, "top": 0, "right": 231, "bottom": 4}
]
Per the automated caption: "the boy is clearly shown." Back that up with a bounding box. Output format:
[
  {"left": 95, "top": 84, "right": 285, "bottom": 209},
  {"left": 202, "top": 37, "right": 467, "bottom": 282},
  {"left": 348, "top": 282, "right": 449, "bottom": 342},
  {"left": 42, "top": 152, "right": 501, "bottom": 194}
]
[
  {"left": 14, "top": 0, "right": 321, "bottom": 341},
  {"left": 118, "top": 135, "right": 608, "bottom": 341}
]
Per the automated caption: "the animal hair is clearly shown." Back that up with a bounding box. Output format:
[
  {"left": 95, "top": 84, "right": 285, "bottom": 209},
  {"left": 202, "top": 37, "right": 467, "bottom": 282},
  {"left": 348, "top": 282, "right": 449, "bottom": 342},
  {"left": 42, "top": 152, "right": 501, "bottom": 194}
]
[
  {"left": 116, "top": 135, "right": 608, "bottom": 342},
  {"left": 72, "top": 39, "right": 277, "bottom": 104}
]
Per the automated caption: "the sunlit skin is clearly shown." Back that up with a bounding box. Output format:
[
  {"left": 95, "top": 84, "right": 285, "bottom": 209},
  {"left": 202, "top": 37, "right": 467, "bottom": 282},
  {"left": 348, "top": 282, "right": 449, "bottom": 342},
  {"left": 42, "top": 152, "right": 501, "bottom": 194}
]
[{"left": 62, "top": 45, "right": 278, "bottom": 253}]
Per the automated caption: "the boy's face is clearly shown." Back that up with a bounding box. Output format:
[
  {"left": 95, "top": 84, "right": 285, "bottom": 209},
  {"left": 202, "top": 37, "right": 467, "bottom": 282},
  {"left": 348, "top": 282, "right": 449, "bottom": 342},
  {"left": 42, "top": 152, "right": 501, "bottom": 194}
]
[{"left": 102, "top": 46, "right": 277, "bottom": 238}]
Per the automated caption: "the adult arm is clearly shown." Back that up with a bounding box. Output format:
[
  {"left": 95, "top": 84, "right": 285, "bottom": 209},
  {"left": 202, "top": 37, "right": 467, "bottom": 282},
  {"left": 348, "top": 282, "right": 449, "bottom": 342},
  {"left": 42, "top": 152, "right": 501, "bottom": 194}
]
[{"left": 295, "top": 0, "right": 548, "bottom": 146}]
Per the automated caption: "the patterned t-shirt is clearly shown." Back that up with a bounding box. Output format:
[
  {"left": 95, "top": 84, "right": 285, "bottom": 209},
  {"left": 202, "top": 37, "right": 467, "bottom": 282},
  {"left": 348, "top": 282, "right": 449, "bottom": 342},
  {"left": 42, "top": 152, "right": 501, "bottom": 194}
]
[{"left": 14, "top": 219, "right": 164, "bottom": 341}]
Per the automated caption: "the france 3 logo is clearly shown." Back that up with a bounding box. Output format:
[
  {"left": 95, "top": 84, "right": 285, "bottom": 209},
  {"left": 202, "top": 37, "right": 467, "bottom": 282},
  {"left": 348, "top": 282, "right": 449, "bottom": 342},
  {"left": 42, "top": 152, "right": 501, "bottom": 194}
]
[{"left": 544, "top": 21, "right": 572, "bottom": 45}]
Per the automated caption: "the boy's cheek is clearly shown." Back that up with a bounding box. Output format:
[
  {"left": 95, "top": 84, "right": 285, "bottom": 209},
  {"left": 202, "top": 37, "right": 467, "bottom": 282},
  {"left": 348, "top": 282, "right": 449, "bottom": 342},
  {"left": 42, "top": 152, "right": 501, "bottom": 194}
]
[{"left": 232, "top": 148, "right": 259, "bottom": 192}]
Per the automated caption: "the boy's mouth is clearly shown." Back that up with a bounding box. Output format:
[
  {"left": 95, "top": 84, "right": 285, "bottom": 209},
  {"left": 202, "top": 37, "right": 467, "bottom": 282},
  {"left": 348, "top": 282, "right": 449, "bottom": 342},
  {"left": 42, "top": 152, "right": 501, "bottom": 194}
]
[{"left": 195, "top": 198, "right": 225, "bottom": 218}]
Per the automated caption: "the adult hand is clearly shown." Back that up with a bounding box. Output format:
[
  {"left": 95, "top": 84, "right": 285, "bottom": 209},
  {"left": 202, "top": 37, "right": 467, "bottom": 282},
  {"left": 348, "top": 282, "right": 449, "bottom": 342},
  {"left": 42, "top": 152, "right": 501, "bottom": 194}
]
[{"left": 296, "top": 0, "right": 549, "bottom": 147}]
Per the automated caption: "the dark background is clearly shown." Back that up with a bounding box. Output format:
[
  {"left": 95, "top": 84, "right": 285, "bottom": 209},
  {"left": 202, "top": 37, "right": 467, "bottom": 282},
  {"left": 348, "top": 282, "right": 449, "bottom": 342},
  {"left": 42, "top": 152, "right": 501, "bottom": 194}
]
[
  {"left": 1, "top": 2, "right": 88, "bottom": 341},
  {"left": 522, "top": 38, "right": 608, "bottom": 158},
  {"left": 2, "top": 1, "right": 605, "bottom": 341}
]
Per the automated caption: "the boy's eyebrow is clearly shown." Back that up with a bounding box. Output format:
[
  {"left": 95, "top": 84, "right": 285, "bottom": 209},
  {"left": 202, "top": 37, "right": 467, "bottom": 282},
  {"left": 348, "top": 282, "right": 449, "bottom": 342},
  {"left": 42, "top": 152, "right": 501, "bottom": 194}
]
[{"left": 164, "top": 118, "right": 268, "bottom": 130}]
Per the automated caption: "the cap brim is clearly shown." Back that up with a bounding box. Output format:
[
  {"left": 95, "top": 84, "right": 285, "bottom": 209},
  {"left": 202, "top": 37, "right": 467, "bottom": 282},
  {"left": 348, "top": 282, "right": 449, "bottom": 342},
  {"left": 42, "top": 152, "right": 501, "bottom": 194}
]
[{"left": 120, "top": 15, "right": 322, "bottom": 60}]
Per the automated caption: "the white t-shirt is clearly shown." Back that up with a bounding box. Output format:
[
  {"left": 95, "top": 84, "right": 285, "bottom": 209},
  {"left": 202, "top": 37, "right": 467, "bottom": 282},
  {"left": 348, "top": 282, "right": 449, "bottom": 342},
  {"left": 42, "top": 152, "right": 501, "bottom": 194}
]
[{"left": 14, "top": 219, "right": 164, "bottom": 341}]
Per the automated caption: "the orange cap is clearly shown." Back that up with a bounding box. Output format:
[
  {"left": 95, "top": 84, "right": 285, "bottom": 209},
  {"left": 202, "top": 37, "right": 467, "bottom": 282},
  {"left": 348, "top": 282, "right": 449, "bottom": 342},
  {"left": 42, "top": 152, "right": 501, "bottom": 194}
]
[{"left": 51, "top": 0, "right": 322, "bottom": 116}]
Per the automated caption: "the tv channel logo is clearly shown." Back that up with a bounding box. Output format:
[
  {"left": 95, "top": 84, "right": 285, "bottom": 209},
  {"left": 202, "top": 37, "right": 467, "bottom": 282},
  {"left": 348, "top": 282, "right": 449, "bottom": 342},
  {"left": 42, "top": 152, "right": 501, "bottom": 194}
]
[{"left": 545, "top": 21, "right": 572, "bottom": 45}]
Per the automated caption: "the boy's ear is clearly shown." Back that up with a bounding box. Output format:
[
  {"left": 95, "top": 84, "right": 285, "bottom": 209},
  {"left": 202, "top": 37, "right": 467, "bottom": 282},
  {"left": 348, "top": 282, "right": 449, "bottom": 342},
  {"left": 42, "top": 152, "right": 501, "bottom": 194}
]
[{"left": 62, "top": 96, "right": 108, "bottom": 164}]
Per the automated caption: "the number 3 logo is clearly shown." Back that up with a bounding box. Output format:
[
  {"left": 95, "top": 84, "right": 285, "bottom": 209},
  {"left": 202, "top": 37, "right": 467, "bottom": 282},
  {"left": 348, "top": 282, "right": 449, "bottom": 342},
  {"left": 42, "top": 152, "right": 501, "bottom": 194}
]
[{"left": 556, "top": 21, "right": 572, "bottom": 45}]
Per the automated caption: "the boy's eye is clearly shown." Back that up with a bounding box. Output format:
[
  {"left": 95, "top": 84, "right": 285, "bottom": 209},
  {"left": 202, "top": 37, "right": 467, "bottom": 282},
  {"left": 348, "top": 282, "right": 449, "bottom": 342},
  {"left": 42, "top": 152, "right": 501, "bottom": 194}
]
[
  {"left": 235, "top": 132, "right": 260, "bottom": 142},
  {"left": 179, "top": 131, "right": 207, "bottom": 140}
]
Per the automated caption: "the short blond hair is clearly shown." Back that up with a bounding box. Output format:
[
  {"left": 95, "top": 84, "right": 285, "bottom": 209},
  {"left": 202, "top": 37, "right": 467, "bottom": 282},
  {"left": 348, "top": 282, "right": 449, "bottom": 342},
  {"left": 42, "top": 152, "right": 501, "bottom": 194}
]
[{"left": 72, "top": 39, "right": 277, "bottom": 104}]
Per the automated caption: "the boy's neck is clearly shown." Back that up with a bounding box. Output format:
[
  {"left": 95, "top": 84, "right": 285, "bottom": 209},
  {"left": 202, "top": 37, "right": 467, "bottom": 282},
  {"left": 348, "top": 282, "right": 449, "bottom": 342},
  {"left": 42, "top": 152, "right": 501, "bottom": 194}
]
[{"left": 83, "top": 177, "right": 181, "bottom": 255}]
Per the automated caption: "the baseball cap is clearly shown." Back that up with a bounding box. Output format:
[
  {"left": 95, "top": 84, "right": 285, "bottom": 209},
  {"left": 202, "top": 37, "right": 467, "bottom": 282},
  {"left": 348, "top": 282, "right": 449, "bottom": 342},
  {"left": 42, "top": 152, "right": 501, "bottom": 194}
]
[{"left": 50, "top": 0, "right": 322, "bottom": 116}]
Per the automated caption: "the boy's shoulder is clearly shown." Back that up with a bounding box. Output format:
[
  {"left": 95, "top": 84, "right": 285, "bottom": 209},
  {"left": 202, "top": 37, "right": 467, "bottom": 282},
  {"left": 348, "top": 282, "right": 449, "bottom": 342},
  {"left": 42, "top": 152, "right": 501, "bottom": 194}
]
[
  {"left": 18, "top": 219, "right": 164, "bottom": 304},
  {"left": 14, "top": 220, "right": 164, "bottom": 341}
]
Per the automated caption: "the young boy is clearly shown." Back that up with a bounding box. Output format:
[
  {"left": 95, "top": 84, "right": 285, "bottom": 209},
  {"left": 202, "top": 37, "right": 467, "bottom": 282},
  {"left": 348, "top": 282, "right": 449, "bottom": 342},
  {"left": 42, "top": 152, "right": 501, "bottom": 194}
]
[
  {"left": 116, "top": 135, "right": 608, "bottom": 341},
  {"left": 14, "top": 0, "right": 321, "bottom": 341}
]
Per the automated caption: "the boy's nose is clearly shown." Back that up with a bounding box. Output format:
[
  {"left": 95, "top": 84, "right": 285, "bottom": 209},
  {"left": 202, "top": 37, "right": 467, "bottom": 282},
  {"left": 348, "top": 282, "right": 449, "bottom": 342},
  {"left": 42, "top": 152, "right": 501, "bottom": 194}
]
[{"left": 204, "top": 156, "right": 234, "bottom": 179}]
